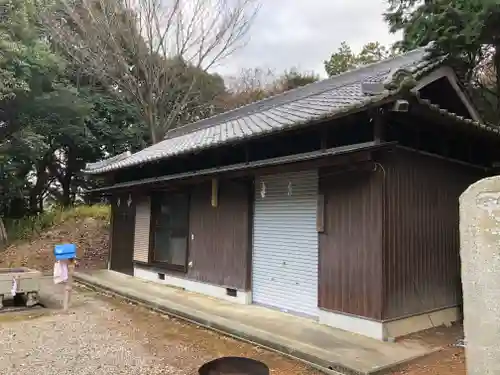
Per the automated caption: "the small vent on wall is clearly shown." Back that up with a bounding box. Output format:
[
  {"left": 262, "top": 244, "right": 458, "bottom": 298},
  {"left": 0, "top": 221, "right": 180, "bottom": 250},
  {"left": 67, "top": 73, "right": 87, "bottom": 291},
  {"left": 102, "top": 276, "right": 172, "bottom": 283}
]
[
  {"left": 158, "top": 273, "right": 165, "bottom": 280},
  {"left": 226, "top": 288, "right": 238, "bottom": 297}
]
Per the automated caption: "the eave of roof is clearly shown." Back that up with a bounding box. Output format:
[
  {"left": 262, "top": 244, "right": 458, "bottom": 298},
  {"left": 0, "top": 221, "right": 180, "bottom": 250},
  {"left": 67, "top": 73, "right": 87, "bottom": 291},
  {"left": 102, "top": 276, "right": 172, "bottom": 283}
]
[
  {"left": 85, "top": 151, "right": 132, "bottom": 171},
  {"left": 413, "top": 93, "right": 500, "bottom": 136},
  {"left": 87, "top": 141, "right": 395, "bottom": 194}
]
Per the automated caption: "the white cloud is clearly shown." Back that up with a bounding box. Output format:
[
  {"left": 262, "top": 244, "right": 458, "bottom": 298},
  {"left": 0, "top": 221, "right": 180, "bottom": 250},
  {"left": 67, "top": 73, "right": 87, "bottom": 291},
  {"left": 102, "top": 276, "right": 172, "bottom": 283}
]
[{"left": 212, "top": 0, "right": 402, "bottom": 78}]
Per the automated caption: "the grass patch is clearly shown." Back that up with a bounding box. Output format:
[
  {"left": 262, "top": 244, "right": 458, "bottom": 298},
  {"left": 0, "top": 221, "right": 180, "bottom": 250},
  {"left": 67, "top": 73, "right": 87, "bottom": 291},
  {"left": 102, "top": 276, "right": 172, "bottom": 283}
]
[
  {"left": 4, "top": 204, "right": 110, "bottom": 243},
  {"left": 58, "top": 204, "right": 110, "bottom": 222}
]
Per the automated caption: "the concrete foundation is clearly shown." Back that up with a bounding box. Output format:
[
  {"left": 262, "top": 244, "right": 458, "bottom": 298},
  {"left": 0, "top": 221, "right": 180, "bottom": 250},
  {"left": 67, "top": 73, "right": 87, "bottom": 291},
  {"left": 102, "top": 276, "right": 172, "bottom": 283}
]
[
  {"left": 134, "top": 266, "right": 252, "bottom": 305},
  {"left": 383, "top": 307, "right": 459, "bottom": 340},
  {"left": 319, "top": 306, "right": 459, "bottom": 341}
]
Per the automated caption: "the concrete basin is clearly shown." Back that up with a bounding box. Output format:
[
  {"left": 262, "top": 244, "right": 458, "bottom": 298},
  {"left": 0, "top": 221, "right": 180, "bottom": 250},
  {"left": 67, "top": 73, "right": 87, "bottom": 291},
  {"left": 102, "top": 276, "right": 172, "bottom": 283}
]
[{"left": 0, "top": 267, "right": 42, "bottom": 308}]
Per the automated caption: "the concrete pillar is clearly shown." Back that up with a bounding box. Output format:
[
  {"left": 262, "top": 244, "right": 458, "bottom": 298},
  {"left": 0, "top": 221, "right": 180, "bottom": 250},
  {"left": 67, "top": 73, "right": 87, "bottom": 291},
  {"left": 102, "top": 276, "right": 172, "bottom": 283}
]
[{"left": 460, "top": 176, "right": 500, "bottom": 375}]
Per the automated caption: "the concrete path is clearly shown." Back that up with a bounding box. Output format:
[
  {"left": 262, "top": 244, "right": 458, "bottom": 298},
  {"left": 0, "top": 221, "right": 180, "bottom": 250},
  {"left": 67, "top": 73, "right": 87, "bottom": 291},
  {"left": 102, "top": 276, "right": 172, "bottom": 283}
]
[{"left": 74, "top": 270, "right": 436, "bottom": 375}]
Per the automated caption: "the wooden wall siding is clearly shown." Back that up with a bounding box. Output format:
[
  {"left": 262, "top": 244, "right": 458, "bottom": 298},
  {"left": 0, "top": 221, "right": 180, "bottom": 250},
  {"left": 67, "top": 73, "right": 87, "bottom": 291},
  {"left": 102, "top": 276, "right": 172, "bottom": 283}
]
[
  {"left": 133, "top": 196, "right": 151, "bottom": 263},
  {"left": 187, "top": 179, "right": 250, "bottom": 290},
  {"left": 110, "top": 194, "right": 136, "bottom": 274},
  {"left": 319, "top": 168, "right": 384, "bottom": 320},
  {"left": 382, "top": 149, "right": 485, "bottom": 320}
]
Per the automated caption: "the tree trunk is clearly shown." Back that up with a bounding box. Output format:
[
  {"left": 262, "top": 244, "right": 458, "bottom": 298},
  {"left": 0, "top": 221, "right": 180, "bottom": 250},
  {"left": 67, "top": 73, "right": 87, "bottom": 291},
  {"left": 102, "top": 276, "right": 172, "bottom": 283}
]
[
  {"left": 0, "top": 217, "right": 7, "bottom": 248},
  {"left": 39, "top": 196, "right": 44, "bottom": 213},
  {"left": 147, "top": 104, "right": 158, "bottom": 144},
  {"left": 60, "top": 174, "right": 72, "bottom": 208},
  {"left": 495, "top": 44, "right": 500, "bottom": 124},
  {"left": 29, "top": 165, "right": 50, "bottom": 214}
]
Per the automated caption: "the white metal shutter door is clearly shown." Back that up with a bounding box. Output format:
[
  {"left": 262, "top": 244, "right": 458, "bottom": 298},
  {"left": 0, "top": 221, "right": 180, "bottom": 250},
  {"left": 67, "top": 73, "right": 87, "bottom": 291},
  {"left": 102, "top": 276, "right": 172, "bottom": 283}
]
[
  {"left": 133, "top": 196, "right": 151, "bottom": 263},
  {"left": 252, "top": 170, "right": 319, "bottom": 318}
]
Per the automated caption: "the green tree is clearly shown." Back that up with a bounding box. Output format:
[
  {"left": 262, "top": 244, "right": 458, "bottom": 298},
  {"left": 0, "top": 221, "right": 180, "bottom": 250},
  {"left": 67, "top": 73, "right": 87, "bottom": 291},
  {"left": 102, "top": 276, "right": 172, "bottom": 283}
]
[
  {"left": 324, "top": 42, "right": 357, "bottom": 77},
  {"left": 358, "top": 42, "right": 394, "bottom": 66},
  {"left": 324, "top": 41, "right": 395, "bottom": 77},
  {"left": 0, "top": 0, "right": 151, "bottom": 215},
  {"left": 276, "top": 69, "right": 319, "bottom": 91},
  {"left": 385, "top": 0, "right": 500, "bottom": 124},
  {"left": 0, "top": 0, "right": 62, "bottom": 139},
  {"left": 0, "top": 0, "right": 68, "bottom": 215}
]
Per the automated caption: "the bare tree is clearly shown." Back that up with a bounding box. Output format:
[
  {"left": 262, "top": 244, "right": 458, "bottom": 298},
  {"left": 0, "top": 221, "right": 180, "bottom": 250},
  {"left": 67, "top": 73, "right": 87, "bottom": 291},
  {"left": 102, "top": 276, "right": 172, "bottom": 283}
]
[
  {"left": 217, "top": 67, "right": 276, "bottom": 109},
  {"left": 43, "top": 0, "right": 259, "bottom": 143},
  {"left": 225, "top": 67, "right": 276, "bottom": 93}
]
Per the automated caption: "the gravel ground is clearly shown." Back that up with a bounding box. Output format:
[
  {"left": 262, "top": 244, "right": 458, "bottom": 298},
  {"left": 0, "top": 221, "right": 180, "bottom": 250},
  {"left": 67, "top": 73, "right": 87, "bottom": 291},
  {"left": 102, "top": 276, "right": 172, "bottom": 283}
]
[
  {"left": 0, "top": 287, "right": 322, "bottom": 375},
  {"left": 391, "top": 348, "right": 465, "bottom": 375},
  {"left": 391, "top": 325, "right": 465, "bottom": 375}
]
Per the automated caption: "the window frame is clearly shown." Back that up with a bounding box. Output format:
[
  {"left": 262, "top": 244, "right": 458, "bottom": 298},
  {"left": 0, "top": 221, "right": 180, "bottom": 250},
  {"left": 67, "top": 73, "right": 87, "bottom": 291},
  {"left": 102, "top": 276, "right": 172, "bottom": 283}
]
[{"left": 148, "top": 191, "right": 190, "bottom": 273}]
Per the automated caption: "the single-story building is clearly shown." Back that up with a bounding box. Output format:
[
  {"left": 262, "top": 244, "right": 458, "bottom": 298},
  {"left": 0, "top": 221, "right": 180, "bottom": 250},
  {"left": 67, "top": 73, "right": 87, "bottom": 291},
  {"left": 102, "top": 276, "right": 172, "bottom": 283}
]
[{"left": 84, "top": 44, "right": 500, "bottom": 341}]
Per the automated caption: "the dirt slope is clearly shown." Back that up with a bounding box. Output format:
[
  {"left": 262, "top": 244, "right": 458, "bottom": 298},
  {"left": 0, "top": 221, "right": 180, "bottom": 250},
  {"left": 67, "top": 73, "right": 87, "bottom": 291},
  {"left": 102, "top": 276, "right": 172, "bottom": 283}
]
[{"left": 0, "top": 217, "right": 109, "bottom": 272}]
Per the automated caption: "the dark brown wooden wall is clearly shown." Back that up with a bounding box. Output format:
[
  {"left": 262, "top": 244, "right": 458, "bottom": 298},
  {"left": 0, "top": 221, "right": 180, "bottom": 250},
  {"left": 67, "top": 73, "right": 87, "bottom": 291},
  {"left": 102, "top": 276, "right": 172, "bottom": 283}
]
[
  {"left": 187, "top": 179, "right": 251, "bottom": 290},
  {"left": 382, "top": 149, "right": 485, "bottom": 320},
  {"left": 318, "top": 167, "right": 384, "bottom": 320},
  {"left": 110, "top": 194, "right": 136, "bottom": 275}
]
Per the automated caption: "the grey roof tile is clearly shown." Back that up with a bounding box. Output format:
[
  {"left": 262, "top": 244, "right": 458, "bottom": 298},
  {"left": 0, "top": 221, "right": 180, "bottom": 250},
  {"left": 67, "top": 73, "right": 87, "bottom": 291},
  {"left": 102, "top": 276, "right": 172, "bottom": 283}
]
[{"left": 84, "top": 44, "right": 438, "bottom": 174}]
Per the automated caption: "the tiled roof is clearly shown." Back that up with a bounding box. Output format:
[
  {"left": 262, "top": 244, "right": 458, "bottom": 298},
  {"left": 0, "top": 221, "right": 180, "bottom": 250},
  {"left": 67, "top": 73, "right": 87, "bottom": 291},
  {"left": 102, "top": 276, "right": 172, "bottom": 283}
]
[{"left": 84, "top": 44, "right": 439, "bottom": 174}]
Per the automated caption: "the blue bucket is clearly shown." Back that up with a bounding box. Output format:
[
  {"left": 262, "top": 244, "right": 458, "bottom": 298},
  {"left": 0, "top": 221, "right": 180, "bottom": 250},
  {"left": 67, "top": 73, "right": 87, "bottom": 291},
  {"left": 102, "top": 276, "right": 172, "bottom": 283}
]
[{"left": 54, "top": 243, "right": 76, "bottom": 260}]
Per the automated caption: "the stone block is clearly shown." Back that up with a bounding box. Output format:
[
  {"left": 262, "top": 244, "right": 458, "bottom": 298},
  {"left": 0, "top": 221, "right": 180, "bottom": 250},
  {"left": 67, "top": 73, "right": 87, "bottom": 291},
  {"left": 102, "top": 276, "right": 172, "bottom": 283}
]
[{"left": 460, "top": 176, "right": 500, "bottom": 375}]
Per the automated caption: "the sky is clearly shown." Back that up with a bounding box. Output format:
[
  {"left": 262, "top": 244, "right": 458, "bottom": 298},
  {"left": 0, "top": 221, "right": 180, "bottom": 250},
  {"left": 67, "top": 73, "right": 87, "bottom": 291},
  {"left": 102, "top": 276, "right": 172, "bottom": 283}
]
[{"left": 212, "top": 0, "right": 402, "bottom": 79}]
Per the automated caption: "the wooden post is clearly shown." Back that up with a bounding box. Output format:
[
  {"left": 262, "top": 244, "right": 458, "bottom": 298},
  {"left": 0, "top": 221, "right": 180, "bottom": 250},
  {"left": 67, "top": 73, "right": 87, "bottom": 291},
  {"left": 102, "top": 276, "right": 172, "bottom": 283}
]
[
  {"left": 0, "top": 218, "right": 7, "bottom": 248},
  {"left": 373, "top": 109, "right": 386, "bottom": 144},
  {"left": 63, "top": 259, "right": 75, "bottom": 312},
  {"left": 211, "top": 178, "right": 219, "bottom": 208},
  {"left": 320, "top": 126, "right": 328, "bottom": 150}
]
